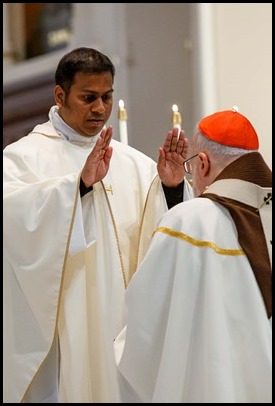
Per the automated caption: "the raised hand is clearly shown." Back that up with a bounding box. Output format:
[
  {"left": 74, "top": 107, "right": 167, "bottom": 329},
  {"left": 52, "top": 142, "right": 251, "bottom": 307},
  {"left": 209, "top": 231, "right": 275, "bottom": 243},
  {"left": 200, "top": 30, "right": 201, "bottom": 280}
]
[
  {"left": 157, "top": 128, "right": 188, "bottom": 187},
  {"left": 81, "top": 126, "right": 113, "bottom": 187}
]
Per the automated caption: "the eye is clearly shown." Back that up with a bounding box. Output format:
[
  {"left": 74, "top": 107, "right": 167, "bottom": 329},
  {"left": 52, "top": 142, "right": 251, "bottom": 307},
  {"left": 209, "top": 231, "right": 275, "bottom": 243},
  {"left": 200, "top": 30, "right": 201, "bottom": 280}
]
[
  {"left": 84, "top": 95, "right": 97, "bottom": 103},
  {"left": 102, "top": 93, "right": 113, "bottom": 102}
]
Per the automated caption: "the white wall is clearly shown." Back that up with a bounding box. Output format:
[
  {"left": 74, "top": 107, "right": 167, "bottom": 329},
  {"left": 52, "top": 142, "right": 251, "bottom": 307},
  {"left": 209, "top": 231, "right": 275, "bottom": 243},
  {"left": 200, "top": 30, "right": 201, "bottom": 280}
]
[{"left": 214, "top": 3, "right": 272, "bottom": 168}]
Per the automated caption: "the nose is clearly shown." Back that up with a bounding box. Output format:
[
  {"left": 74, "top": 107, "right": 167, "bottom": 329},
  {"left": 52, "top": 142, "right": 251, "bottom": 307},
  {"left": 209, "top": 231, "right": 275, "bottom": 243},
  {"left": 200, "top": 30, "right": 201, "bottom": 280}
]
[{"left": 92, "top": 97, "right": 105, "bottom": 114}]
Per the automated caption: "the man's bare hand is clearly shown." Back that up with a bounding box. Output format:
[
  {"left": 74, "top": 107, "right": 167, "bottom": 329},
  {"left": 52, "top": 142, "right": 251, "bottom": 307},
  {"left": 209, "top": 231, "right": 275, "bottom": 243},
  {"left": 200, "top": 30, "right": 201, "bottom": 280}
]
[
  {"left": 157, "top": 128, "right": 188, "bottom": 187},
  {"left": 81, "top": 126, "right": 113, "bottom": 187}
]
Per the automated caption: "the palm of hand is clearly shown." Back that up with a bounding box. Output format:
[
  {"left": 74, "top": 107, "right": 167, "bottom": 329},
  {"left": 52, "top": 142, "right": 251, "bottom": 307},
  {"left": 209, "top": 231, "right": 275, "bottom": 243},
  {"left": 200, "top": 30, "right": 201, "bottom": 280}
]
[{"left": 158, "top": 152, "right": 185, "bottom": 186}]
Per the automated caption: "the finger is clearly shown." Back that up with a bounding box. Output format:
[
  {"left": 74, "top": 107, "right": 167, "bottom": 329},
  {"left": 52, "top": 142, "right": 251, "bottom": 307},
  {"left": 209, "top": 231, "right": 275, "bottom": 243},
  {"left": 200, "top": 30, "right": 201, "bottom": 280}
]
[
  {"left": 169, "top": 129, "right": 179, "bottom": 152},
  {"left": 105, "top": 125, "right": 113, "bottom": 139},
  {"left": 103, "top": 146, "right": 113, "bottom": 163},
  {"left": 162, "top": 131, "right": 173, "bottom": 152},
  {"left": 175, "top": 131, "right": 187, "bottom": 155},
  {"left": 158, "top": 147, "right": 165, "bottom": 161},
  {"left": 178, "top": 129, "right": 186, "bottom": 141},
  {"left": 100, "top": 126, "right": 113, "bottom": 148},
  {"left": 175, "top": 131, "right": 184, "bottom": 153},
  {"left": 172, "top": 127, "right": 181, "bottom": 138},
  {"left": 104, "top": 125, "right": 113, "bottom": 136},
  {"left": 103, "top": 129, "right": 113, "bottom": 148}
]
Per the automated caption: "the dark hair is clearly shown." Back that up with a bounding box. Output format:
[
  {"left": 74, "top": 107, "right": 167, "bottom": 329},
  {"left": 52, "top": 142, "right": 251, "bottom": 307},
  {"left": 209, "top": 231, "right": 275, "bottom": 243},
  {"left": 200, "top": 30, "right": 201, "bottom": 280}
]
[{"left": 55, "top": 47, "right": 115, "bottom": 94}]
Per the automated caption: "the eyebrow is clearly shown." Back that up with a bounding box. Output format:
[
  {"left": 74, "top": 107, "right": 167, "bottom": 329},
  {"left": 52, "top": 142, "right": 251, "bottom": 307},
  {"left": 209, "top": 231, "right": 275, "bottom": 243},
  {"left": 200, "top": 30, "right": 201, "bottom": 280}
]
[{"left": 82, "top": 89, "right": 114, "bottom": 96}]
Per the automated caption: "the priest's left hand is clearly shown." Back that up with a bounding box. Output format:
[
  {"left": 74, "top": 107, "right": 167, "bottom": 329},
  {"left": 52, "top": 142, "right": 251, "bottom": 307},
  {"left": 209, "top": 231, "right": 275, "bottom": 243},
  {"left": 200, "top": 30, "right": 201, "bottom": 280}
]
[{"left": 157, "top": 128, "right": 188, "bottom": 187}]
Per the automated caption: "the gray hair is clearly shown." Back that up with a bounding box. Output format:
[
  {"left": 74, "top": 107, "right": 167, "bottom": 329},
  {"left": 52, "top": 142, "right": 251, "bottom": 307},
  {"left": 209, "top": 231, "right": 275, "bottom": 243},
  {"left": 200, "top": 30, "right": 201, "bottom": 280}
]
[{"left": 192, "top": 125, "right": 258, "bottom": 168}]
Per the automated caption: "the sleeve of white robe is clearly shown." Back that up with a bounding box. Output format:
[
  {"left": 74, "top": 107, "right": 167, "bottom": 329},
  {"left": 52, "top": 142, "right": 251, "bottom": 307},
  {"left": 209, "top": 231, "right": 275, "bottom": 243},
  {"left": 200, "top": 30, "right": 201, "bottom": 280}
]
[
  {"left": 183, "top": 177, "right": 194, "bottom": 201},
  {"left": 69, "top": 192, "right": 96, "bottom": 256}
]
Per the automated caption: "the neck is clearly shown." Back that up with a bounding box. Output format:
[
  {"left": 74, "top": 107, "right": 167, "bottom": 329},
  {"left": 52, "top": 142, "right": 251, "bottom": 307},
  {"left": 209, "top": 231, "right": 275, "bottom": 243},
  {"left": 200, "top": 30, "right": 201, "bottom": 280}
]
[{"left": 214, "top": 152, "right": 271, "bottom": 187}]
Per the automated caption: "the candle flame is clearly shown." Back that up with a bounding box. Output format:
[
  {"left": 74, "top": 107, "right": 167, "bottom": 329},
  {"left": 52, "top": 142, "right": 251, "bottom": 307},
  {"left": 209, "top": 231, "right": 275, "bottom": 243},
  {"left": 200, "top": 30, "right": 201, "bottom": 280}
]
[
  {"left": 172, "top": 104, "right": 178, "bottom": 112},
  {"left": 172, "top": 104, "right": 182, "bottom": 127},
  {"left": 118, "top": 99, "right": 127, "bottom": 120}
]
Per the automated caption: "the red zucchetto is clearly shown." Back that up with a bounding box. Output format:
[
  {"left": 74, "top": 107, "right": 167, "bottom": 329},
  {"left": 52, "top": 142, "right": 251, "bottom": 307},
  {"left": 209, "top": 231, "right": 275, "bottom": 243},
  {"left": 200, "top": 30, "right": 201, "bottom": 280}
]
[{"left": 198, "top": 108, "right": 259, "bottom": 150}]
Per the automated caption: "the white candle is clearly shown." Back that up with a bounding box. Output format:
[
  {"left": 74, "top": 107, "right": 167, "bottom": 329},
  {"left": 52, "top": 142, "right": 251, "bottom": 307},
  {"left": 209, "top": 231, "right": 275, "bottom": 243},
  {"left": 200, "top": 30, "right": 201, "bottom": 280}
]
[
  {"left": 172, "top": 104, "right": 182, "bottom": 135},
  {"left": 118, "top": 99, "right": 128, "bottom": 145}
]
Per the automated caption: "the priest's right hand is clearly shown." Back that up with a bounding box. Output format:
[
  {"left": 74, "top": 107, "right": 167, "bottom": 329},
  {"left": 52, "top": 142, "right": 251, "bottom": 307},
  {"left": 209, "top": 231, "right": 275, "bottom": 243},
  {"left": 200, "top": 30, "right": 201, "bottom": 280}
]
[{"left": 81, "top": 125, "right": 113, "bottom": 187}]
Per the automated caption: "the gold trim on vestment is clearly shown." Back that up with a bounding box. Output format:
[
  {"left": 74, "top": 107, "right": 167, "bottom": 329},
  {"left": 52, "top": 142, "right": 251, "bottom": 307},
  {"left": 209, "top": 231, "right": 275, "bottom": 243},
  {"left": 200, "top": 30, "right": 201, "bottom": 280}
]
[
  {"left": 104, "top": 185, "right": 113, "bottom": 194},
  {"left": 101, "top": 181, "right": 127, "bottom": 288},
  {"left": 154, "top": 226, "right": 245, "bottom": 256},
  {"left": 134, "top": 174, "right": 159, "bottom": 275}
]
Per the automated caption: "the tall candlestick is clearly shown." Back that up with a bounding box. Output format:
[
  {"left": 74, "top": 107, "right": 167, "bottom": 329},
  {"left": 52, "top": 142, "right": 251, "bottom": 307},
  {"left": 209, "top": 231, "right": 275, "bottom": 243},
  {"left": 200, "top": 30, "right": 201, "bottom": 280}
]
[
  {"left": 118, "top": 99, "right": 128, "bottom": 145},
  {"left": 172, "top": 104, "right": 182, "bottom": 135}
]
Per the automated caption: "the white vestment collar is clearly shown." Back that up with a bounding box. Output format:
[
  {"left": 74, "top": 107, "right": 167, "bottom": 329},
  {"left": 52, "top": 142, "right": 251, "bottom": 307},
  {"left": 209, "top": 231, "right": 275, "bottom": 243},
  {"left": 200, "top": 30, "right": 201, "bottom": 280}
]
[
  {"left": 204, "top": 179, "right": 272, "bottom": 266},
  {"left": 49, "top": 105, "right": 100, "bottom": 145}
]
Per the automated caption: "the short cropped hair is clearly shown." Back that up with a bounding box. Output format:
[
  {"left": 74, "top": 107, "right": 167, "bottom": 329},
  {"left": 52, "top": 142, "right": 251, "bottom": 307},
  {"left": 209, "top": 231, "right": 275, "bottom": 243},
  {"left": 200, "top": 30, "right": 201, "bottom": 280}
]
[{"left": 55, "top": 47, "right": 115, "bottom": 94}]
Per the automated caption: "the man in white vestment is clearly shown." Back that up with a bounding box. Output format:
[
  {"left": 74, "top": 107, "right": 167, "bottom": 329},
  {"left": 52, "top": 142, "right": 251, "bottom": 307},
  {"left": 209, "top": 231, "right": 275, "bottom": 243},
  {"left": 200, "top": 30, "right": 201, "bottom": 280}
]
[
  {"left": 114, "top": 108, "right": 272, "bottom": 403},
  {"left": 3, "top": 47, "right": 193, "bottom": 403}
]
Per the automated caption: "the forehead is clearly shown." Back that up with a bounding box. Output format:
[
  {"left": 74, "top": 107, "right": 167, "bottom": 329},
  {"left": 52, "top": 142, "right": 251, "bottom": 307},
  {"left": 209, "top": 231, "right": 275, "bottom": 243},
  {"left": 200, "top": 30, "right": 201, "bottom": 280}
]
[{"left": 72, "top": 71, "right": 113, "bottom": 92}]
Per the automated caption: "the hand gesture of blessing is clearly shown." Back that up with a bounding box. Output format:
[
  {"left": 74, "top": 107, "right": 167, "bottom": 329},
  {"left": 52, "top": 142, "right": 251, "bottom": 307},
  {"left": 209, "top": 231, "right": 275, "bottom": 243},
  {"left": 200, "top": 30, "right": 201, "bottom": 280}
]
[
  {"left": 157, "top": 128, "right": 189, "bottom": 187},
  {"left": 81, "top": 126, "right": 113, "bottom": 187}
]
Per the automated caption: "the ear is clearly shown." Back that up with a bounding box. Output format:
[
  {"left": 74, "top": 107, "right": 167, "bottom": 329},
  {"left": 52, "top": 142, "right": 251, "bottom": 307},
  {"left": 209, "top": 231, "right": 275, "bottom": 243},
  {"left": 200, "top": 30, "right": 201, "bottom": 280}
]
[
  {"left": 198, "top": 152, "right": 210, "bottom": 177},
  {"left": 54, "top": 85, "right": 65, "bottom": 107}
]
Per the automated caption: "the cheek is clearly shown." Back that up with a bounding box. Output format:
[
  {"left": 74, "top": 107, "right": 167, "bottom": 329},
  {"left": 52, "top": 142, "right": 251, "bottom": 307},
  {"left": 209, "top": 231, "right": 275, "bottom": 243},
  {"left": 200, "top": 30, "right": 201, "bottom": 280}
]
[{"left": 105, "top": 103, "right": 113, "bottom": 115}]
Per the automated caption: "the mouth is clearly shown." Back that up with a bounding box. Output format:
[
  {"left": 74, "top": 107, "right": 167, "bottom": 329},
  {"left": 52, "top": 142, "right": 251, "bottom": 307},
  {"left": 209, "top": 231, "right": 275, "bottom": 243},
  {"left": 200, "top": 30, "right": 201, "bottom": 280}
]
[{"left": 87, "top": 119, "right": 104, "bottom": 128}]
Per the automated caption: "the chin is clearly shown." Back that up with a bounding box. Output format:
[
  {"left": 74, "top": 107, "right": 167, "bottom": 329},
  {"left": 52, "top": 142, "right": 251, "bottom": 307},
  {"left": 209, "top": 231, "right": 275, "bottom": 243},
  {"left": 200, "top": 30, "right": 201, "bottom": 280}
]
[{"left": 83, "top": 128, "right": 101, "bottom": 137}]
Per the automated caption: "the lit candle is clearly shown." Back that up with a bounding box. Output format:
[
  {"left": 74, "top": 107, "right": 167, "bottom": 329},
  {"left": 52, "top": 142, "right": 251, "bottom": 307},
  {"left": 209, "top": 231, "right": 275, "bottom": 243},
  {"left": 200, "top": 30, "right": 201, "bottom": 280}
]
[
  {"left": 118, "top": 99, "right": 128, "bottom": 145},
  {"left": 172, "top": 104, "right": 182, "bottom": 135}
]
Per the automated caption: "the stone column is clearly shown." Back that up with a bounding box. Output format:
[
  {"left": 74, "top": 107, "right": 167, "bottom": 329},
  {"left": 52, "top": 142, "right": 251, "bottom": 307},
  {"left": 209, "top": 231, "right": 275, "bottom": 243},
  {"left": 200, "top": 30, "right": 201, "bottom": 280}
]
[{"left": 3, "top": 4, "right": 15, "bottom": 65}]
